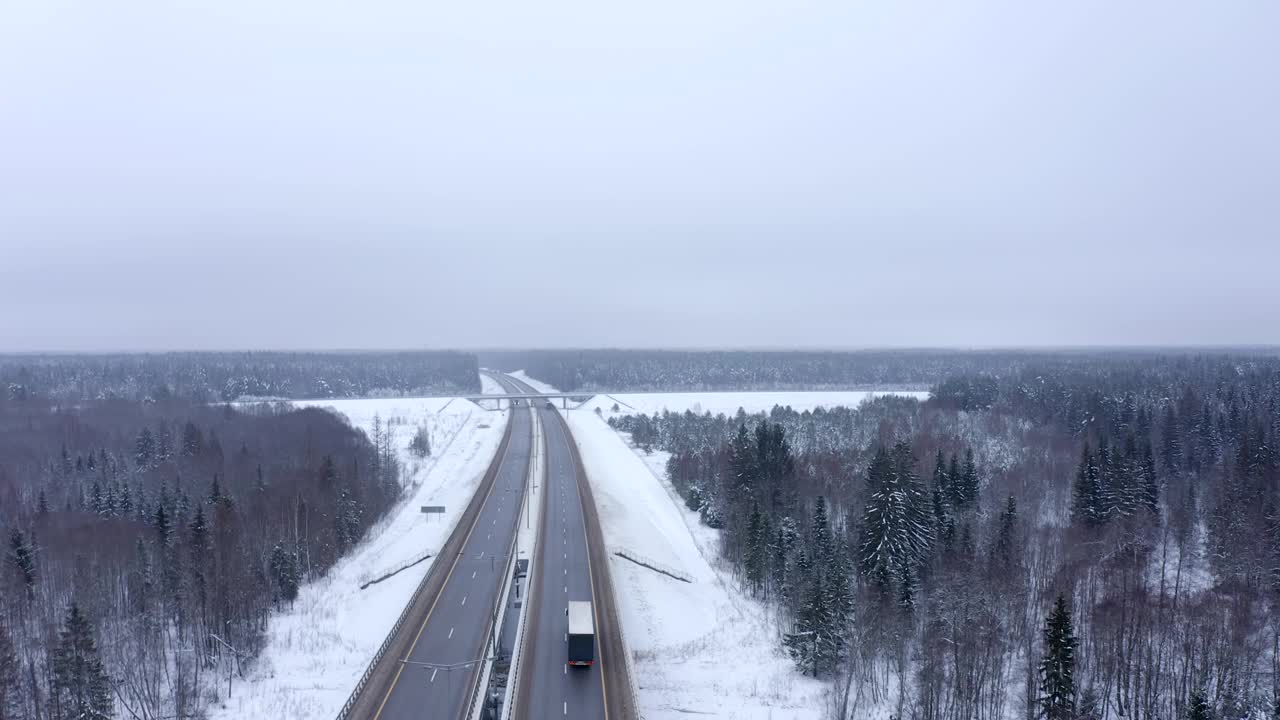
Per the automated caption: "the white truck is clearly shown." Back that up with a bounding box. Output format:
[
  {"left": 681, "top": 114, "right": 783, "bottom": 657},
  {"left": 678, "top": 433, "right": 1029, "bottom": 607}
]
[{"left": 567, "top": 601, "right": 595, "bottom": 666}]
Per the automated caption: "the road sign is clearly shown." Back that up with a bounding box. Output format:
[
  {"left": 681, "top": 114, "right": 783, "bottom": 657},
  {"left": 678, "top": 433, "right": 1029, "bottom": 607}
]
[{"left": 421, "top": 506, "right": 445, "bottom": 514}]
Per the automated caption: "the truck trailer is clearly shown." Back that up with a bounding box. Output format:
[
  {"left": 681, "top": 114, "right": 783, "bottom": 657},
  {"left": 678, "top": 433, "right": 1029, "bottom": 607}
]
[{"left": 567, "top": 601, "right": 595, "bottom": 666}]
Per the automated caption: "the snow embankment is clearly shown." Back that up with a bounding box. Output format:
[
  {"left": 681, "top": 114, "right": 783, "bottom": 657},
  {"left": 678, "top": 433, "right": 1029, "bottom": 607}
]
[
  {"left": 566, "top": 411, "right": 826, "bottom": 720},
  {"left": 206, "top": 397, "right": 507, "bottom": 720},
  {"left": 509, "top": 370, "right": 558, "bottom": 394},
  {"left": 480, "top": 370, "right": 507, "bottom": 395}
]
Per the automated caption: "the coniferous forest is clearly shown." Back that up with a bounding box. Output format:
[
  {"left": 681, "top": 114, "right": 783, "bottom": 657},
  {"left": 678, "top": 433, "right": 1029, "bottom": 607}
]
[
  {"left": 479, "top": 349, "right": 1210, "bottom": 393},
  {"left": 0, "top": 391, "right": 403, "bottom": 719},
  {"left": 0, "top": 351, "right": 480, "bottom": 403},
  {"left": 611, "top": 352, "right": 1280, "bottom": 720}
]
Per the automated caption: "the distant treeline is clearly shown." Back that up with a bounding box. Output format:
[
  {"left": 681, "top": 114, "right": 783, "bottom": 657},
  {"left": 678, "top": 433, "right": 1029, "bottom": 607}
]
[
  {"left": 1, "top": 351, "right": 480, "bottom": 402},
  {"left": 480, "top": 348, "right": 1280, "bottom": 393}
]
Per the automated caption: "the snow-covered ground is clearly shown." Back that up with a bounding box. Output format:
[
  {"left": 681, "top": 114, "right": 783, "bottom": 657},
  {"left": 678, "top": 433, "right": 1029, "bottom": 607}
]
[
  {"left": 205, "top": 395, "right": 507, "bottom": 719},
  {"left": 508, "top": 370, "right": 926, "bottom": 416},
  {"left": 480, "top": 370, "right": 507, "bottom": 395},
  {"left": 509, "top": 370, "right": 557, "bottom": 394},
  {"left": 580, "top": 390, "right": 929, "bottom": 416},
  {"left": 566, "top": 410, "right": 827, "bottom": 719}
]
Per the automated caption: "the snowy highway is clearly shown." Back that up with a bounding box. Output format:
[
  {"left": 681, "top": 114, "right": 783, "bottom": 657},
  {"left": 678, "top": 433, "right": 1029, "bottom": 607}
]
[
  {"left": 508, "top": 374, "right": 635, "bottom": 720},
  {"left": 341, "top": 376, "right": 534, "bottom": 720}
]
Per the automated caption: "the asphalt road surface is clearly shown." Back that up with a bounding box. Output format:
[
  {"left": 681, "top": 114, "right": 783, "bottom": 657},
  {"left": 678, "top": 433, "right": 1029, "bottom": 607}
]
[
  {"left": 508, "top": 374, "right": 633, "bottom": 720},
  {"left": 346, "top": 375, "right": 532, "bottom": 720}
]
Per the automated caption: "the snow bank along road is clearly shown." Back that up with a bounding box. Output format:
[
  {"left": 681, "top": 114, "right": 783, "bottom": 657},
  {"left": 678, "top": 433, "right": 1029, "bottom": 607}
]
[
  {"left": 508, "top": 373, "right": 637, "bottom": 720},
  {"left": 341, "top": 375, "right": 533, "bottom": 720}
]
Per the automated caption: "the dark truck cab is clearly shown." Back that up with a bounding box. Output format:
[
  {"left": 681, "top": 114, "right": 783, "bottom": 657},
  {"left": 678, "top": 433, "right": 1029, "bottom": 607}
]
[{"left": 567, "top": 601, "right": 595, "bottom": 666}]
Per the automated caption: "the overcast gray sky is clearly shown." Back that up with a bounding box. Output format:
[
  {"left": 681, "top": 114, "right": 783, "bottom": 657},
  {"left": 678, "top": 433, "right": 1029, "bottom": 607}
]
[{"left": 2, "top": 0, "right": 1277, "bottom": 351}]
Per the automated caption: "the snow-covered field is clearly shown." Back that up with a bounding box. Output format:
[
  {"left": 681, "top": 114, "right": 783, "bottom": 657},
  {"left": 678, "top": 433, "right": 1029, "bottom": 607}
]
[
  {"left": 509, "top": 369, "right": 927, "bottom": 416},
  {"left": 205, "top": 395, "right": 507, "bottom": 719},
  {"left": 579, "top": 390, "right": 929, "bottom": 416},
  {"left": 566, "top": 410, "right": 828, "bottom": 719}
]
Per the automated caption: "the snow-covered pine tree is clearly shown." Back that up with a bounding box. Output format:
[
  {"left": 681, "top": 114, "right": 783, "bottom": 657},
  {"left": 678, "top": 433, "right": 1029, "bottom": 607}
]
[
  {"left": 745, "top": 502, "right": 767, "bottom": 596},
  {"left": 992, "top": 495, "right": 1018, "bottom": 574},
  {"left": 181, "top": 421, "right": 203, "bottom": 457},
  {"left": 773, "top": 517, "right": 798, "bottom": 604},
  {"left": 188, "top": 506, "right": 209, "bottom": 559},
  {"left": 897, "top": 563, "right": 917, "bottom": 614},
  {"left": 932, "top": 449, "right": 949, "bottom": 502},
  {"left": 1072, "top": 443, "right": 1103, "bottom": 527},
  {"left": 269, "top": 543, "right": 301, "bottom": 604},
  {"left": 335, "top": 483, "right": 363, "bottom": 552},
  {"left": 727, "top": 423, "right": 758, "bottom": 496},
  {"left": 153, "top": 503, "right": 172, "bottom": 547},
  {"left": 9, "top": 528, "right": 36, "bottom": 592},
  {"left": 859, "top": 443, "right": 933, "bottom": 598},
  {"left": 1141, "top": 441, "right": 1159, "bottom": 514},
  {"left": 946, "top": 453, "right": 962, "bottom": 508},
  {"left": 956, "top": 448, "right": 979, "bottom": 509},
  {"left": 50, "top": 603, "right": 114, "bottom": 720},
  {"left": 135, "top": 426, "right": 155, "bottom": 468},
  {"left": 1187, "top": 688, "right": 1211, "bottom": 720},
  {"left": 1038, "top": 594, "right": 1078, "bottom": 720},
  {"left": 859, "top": 447, "right": 897, "bottom": 591},
  {"left": 1161, "top": 405, "right": 1183, "bottom": 474},
  {"left": 409, "top": 424, "right": 432, "bottom": 458}
]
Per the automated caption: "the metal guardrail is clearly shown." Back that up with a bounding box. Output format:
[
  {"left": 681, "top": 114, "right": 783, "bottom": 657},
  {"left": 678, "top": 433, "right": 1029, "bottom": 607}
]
[
  {"left": 463, "top": 528, "right": 520, "bottom": 720},
  {"left": 612, "top": 547, "right": 694, "bottom": 584},
  {"left": 464, "top": 416, "right": 534, "bottom": 720},
  {"left": 601, "top": 552, "right": 644, "bottom": 720},
  {"left": 335, "top": 409, "right": 513, "bottom": 720},
  {"left": 500, "top": 412, "right": 542, "bottom": 720},
  {"left": 335, "top": 536, "right": 443, "bottom": 719},
  {"left": 359, "top": 550, "right": 434, "bottom": 590}
]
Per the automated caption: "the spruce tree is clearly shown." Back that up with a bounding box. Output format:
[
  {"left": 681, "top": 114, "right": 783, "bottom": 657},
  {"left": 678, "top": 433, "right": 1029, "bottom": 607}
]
[
  {"left": 269, "top": 544, "right": 301, "bottom": 604},
  {"left": 152, "top": 504, "right": 172, "bottom": 547},
  {"left": 51, "top": 603, "right": 114, "bottom": 720},
  {"left": 745, "top": 503, "right": 767, "bottom": 595},
  {"left": 335, "top": 484, "right": 362, "bottom": 552},
  {"left": 1187, "top": 688, "right": 1211, "bottom": 720},
  {"left": 181, "top": 421, "right": 203, "bottom": 457},
  {"left": 1161, "top": 405, "right": 1182, "bottom": 474},
  {"left": 956, "top": 448, "right": 979, "bottom": 509},
  {"left": 932, "top": 450, "right": 950, "bottom": 502},
  {"left": 727, "top": 424, "right": 758, "bottom": 496},
  {"left": 8, "top": 529, "right": 36, "bottom": 591},
  {"left": 897, "top": 564, "right": 917, "bottom": 614},
  {"left": 409, "top": 425, "right": 432, "bottom": 458},
  {"left": 993, "top": 495, "right": 1018, "bottom": 572},
  {"left": 946, "top": 453, "right": 962, "bottom": 507},
  {"left": 1038, "top": 595, "right": 1078, "bottom": 720},
  {"left": 859, "top": 443, "right": 933, "bottom": 598},
  {"left": 1072, "top": 443, "right": 1103, "bottom": 527},
  {"left": 1141, "top": 442, "right": 1159, "bottom": 514},
  {"left": 134, "top": 427, "right": 155, "bottom": 468},
  {"left": 773, "top": 518, "right": 797, "bottom": 604}
]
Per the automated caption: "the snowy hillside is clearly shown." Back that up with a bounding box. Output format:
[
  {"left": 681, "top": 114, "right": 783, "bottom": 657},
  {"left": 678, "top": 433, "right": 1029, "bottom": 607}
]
[{"left": 566, "top": 411, "right": 828, "bottom": 719}]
